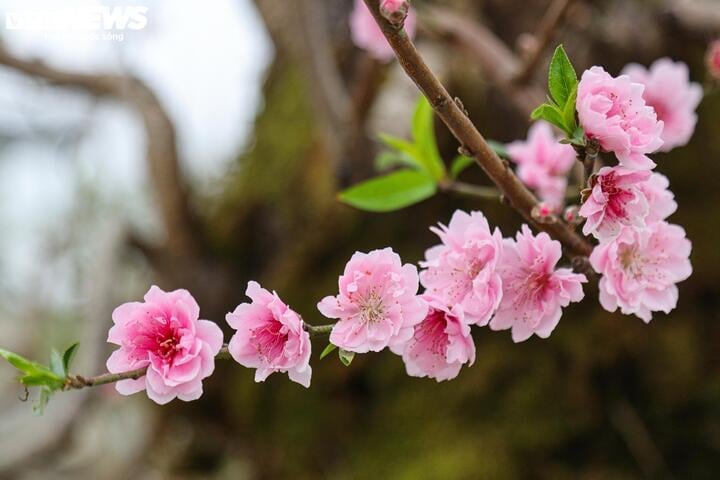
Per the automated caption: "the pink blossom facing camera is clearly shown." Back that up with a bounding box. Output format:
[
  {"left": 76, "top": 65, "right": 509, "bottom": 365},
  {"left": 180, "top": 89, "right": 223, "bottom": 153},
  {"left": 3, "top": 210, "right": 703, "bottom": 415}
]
[
  {"left": 420, "top": 210, "right": 504, "bottom": 326},
  {"left": 318, "top": 248, "right": 428, "bottom": 354},
  {"left": 590, "top": 222, "right": 692, "bottom": 323},
  {"left": 106, "top": 286, "right": 224, "bottom": 405},
  {"left": 490, "top": 226, "right": 586, "bottom": 342}
]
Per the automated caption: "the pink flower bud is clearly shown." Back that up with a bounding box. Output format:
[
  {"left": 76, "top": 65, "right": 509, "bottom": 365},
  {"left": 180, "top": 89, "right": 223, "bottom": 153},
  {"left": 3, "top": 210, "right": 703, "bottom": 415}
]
[{"left": 707, "top": 39, "right": 720, "bottom": 81}]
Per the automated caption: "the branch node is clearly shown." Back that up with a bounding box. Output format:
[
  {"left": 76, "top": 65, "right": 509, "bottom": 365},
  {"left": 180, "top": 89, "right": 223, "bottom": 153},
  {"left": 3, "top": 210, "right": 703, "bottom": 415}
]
[
  {"left": 457, "top": 145, "right": 474, "bottom": 157},
  {"left": 454, "top": 96, "right": 469, "bottom": 116}
]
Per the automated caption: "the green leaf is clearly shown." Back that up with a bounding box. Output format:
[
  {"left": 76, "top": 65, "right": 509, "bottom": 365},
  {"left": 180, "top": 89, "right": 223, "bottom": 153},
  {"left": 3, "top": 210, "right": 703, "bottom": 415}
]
[
  {"left": 562, "top": 84, "right": 578, "bottom": 135},
  {"left": 486, "top": 140, "right": 510, "bottom": 159},
  {"left": 338, "top": 169, "right": 437, "bottom": 212},
  {"left": 411, "top": 96, "right": 446, "bottom": 180},
  {"left": 50, "top": 349, "right": 65, "bottom": 378},
  {"left": 548, "top": 45, "right": 578, "bottom": 108},
  {"left": 530, "top": 104, "right": 567, "bottom": 132},
  {"left": 62, "top": 343, "right": 80, "bottom": 374},
  {"left": 0, "top": 348, "right": 64, "bottom": 390},
  {"left": 450, "top": 155, "right": 474, "bottom": 179},
  {"left": 338, "top": 349, "right": 355, "bottom": 367},
  {"left": 379, "top": 134, "right": 423, "bottom": 167},
  {"left": 33, "top": 387, "right": 51, "bottom": 416},
  {"left": 319, "top": 343, "right": 337, "bottom": 360}
]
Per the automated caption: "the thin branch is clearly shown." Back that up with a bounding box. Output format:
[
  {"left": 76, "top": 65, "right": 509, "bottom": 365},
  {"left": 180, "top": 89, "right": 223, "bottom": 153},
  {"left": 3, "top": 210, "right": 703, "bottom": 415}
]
[
  {"left": 514, "top": 0, "right": 576, "bottom": 84},
  {"left": 574, "top": 138, "right": 600, "bottom": 192},
  {"left": 0, "top": 46, "right": 199, "bottom": 258},
  {"left": 364, "top": 0, "right": 593, "bottom": 258}
]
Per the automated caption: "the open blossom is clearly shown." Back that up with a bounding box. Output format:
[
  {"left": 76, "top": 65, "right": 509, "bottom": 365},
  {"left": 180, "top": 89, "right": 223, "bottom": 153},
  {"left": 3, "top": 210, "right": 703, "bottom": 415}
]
[
  {"left": 577, "top": 66, "right": 664, "bottom": 170},
  {"left": 226, "top": 282, "right": 312, "bottom": 387},
  {"left": 579, "top": 166, "right": 652, "bottom": 240},
  {"left": 623, "top": 59, "right": 702, "bottom": 152},
  {"left": 490, "top": 226, "right": 586, "bottom": 342},
  {"left": 349, "top": 0, "right": 416, "bottom": 62},
  {"left": 506, "top": 121, "right": 576, "bottom": 210},
  {"left": 107, "top": 286, "right": 223, "bottom": 405},
  {"left": 397, "top": 295, "right": 475, "bottom": 382},
  {"left": 590, "top": 222, "right": 692, "bottom": 323},
  {"left": 420, "top": 210, "right": 503, "bottom": 326},
  {"left": 318, "top": 248, "right": 427, "bottom": 354}
]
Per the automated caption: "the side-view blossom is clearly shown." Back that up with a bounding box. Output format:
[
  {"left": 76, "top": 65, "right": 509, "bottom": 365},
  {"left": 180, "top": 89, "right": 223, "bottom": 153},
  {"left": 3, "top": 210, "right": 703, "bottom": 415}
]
[
  {"left": 579, "top": 166, "right": 651, "bottom": 240},
  {"left": 506, "top": 121, "right": 576, "bottom": 210},
  {"left": 226, "top": 281, "right": 312, "bottom": 388},
  {"left": 490, "top": 226, "right": 587, "bottom": 342},
  {"left": 622, "top": 58, "right": 702, "bottom": 152},
  {"left": 590, "top": 222, "right": 692, "bottom": 322},
  {"left": 577, "top": 66, "right": 664, "bottom": 170},
  {"left": 349, "top": 0, "right": 416, "bottom": 62},
  {"left": 318, "top": 248, "right": 427, "bottom": 354},
  {"left": 420, "top": 209, "right": 504, "bottom": 326},
  {"left": 396, "top": 295, "right": 475, "bottom": 382},
  {"left": 106, "top": 286, "right": 224, "bottom": 405}
]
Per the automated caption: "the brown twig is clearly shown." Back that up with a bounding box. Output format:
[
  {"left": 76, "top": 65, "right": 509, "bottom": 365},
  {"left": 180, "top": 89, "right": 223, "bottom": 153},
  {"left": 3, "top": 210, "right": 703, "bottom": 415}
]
[
  {"left": 0, "top": 47, "right": 198, "bottom": 258},
  {"left": 363, "top": 0, "right": 593, "bottom": 258},
  {"left": 514, "top": 0, "right": 576, "bottom": 84}
]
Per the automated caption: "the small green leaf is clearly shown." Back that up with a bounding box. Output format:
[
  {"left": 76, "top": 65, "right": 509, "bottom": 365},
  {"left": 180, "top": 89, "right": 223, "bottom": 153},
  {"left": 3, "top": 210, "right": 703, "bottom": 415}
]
[
  {"left": 530, "top": 104, "right": 567, "bottom": 132},
  {"left": 486, "top": 140, "right": 510, "bottom": 159},
  {"left": 33, "top": 387, "right": 51, "bottom": 416},
  {"left": 50, "top": 349, "right": 65, "bottom": 378},
  {"left": 562, "top": 84, "right": 578, "bottom": 135},
  {"left": 319, "top": 343, "right": 337, "bottom": 360},
  {"left": 411, "top": 96, "right": 446, "bottom": 180},
  {"left": 338, "top": 349, "right": 355, "bottom": 367},
  {"left": 0, "top": 348, "right": 64, "bottom": 390},
  {"left": 379, "top": 134, "right": 423, "bottom": 168},
  {"left": 62, "top": 343, "right": 80, "bottom": 374},
  {"left": 548, "top": 45, "right": 578, "bottom": 108},
  {"left": 338, "top": 169, "right": 437, "bottom": 212},
  {"left": 450, "top": 155, "right": 474, "bottom": 179}
]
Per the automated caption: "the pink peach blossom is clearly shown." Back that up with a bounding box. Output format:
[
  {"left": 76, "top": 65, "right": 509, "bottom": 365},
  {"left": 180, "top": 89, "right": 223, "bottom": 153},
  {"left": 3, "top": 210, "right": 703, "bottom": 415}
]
[
  {"left": 490, "top": 226, "right": 587, "bottom": 342},
  {"left": 577, "top": 66, "right": 664, "bottom": 170},
  {"left": 506, "top": 121, "right": 576, "bottom": 210},
  {"left": 623, "top": 59, "right": 702, "bottom": 152},
  {"left": 707, "top": 39, "right": 720, "bottom": 80},
  {"left": 226, "top": 281, "right": 312, "bottom": 387},
  {"left": 397, "top": 295, "right": 475, "bottom": 382},
  {"left": 349, "top": 0, "right": 416, "bottom": 62},
  {"left": 579, "top": 166, "right": 652, "bottom": 240},
  {"left": 420, "top": 210, "right": 504, "bottom": 325},
  {"left": 106, "top": 286, "right": 223, "bottom": 405},
  {"left": 638, "top": 172, "right": 677, "bottom": 223},
  {"left": 590, "top": 222, "right": 692, "bottom": 323},
  {"left": 318, "top": 248, "right": 427, "bottom": 353}
]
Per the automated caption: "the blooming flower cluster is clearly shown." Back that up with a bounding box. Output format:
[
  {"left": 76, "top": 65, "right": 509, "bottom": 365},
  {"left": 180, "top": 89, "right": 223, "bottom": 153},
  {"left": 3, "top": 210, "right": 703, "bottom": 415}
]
[
  {"left": 573, "top": 60, "right": 695, "bottom": 322},
  {"left": 101, "top": 52, "right": 699, "bottom": 405}
]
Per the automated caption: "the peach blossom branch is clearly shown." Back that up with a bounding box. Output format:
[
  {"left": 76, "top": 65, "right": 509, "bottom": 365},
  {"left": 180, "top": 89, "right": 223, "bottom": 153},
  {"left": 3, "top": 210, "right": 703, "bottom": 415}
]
[{"left": 364, "top": 0, "right": 593, "bottom": 258}]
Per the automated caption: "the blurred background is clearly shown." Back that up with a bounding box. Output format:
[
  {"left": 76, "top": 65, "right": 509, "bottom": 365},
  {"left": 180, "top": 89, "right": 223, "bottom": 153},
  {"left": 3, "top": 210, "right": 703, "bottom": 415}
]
[{"left": 0, "top": 0, "right": 718, "bottom": 478}]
